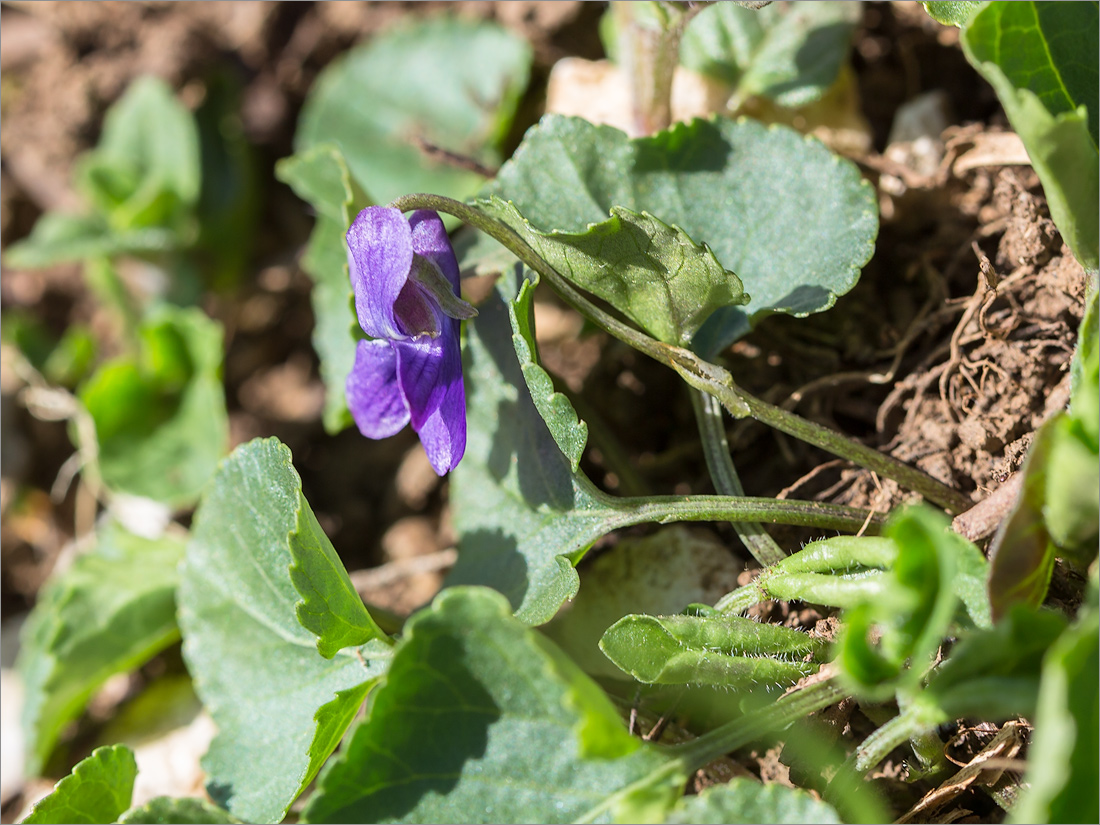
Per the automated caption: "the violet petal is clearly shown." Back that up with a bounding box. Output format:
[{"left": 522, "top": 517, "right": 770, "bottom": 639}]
[
  {"left": 347, "top": 207, "right": 413, "bottom": 340},
  {"left": 409, "top": 209, "right": 461, "bottom": 292},
  {"left": 346, "top": 338, "right": 410, "bottom": 439},
  {"left": 392, "top": 336, "right": 449, "bottom": 431},
  {"left": 413, "top": 328, "right": 466, "bottom": 475}
]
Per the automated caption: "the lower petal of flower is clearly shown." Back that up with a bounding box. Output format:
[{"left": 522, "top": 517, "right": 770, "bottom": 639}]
[
  {"left": 346, "top": 339, "right": 410, "bottom": 439},
  {"left": 414, "top": 353, "right": 466, "bottom": 475},
  {"left": 393, "top": 335, "right": 449, "bottom": 430}
]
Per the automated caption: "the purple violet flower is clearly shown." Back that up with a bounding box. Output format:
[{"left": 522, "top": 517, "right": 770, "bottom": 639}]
[{"left": 345, "top": 207, "right": 473, "bottom": 475}]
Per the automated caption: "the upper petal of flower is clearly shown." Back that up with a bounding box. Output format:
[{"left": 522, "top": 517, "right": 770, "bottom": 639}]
[
  {"left": 346, "top": 338, "right": 410, "bottom": 439},
  {"left": 346, "top": 207, "right": 413, "bottom": 340},
  {"left": 408, "top": 210, "right": 461, "bottom": 293}
]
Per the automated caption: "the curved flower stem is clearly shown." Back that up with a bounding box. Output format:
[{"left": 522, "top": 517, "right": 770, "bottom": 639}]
[
  {"left": 691, "top": 389, "right": 787, "bottom": 566},
  {"left": 388, "top": 193, "right": 973, "bottom": 515},
  {"left": 603, "top": 492, "right": 884, "bottom": 534}
]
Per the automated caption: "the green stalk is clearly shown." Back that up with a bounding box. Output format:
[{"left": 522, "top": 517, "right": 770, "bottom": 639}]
[
  {"left": 671, "top": 677, "right": 849, "bottom": 770},
  {"left": 388, "top": 193, "right": 972, "bottom": 515},
  {"left": 850, "top": 700, "right": 947, "bottom": 773},
  {"left": 691, "top": 388, "right": 787, "bottom": 566},
  {"left": 603, "top": 492, "right": 884, "bottom": 534}
]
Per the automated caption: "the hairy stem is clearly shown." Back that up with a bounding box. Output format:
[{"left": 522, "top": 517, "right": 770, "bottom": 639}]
[
  {"left": 691, "top": 389, "right": 787, "bottom": 566},
  {"left": 850, "top": 700, "right": 947, "bottom": 773},
  {"left": 671, "top": 677, "right": 849, "bottom": 771},
  {"left": 604, "top": 492, "right": 885, "bottom": 534},
  {"left": 388, "top": 193, "right": 972, "bottom": 515}
]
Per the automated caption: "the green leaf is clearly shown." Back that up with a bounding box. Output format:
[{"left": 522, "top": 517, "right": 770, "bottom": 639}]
[
  {"left": 1011, "top": 583, "right": 1099, "bottom": 824},
  {"left": 22, "top": 744, "right": 136, "bottom": 825},
  {"left": 510, "top": 274, "right": 589, "bottom": 469},
  {"left": 76, "top": 76, "right": 200, "bottom": 233},
  {"left": 301, "top": 587, "right": 683, "bottom": 824},
  {"left": 481, "top": 197, "right": 748, "bottom": 346},
  {"left": 488, "top": 115, "right": 878, "bottom": 354},
  {"left": 275, "top": 145, "right": 363, "bottom": 432},
  {"left": 600, "top": 613, "right": 823, "bottom": 687},
  {"left": 288, "top": 479, "right": 389, "bottom": 658},
  {"left": 681, "top": 1, "right": 861, "bottom": 108},
  {"left": 296, "top": 17, "right": 531, "bottom": 212},
  {"left": 179, "top": 437, "right": 388, "bottom": 823},
  {"left": 665, "top": 778, "right": 842, "bottom": 824},
  {"left": 193, "top": 70, "right": 260, "bottom": 288},
  {"left": 962, "top": 1, "right": 1099, "bottom": 269},
  {"left": 17, "top": 522, "right": 185, "bottom": 776},
  {"left": 79, "top": 306, "right": 228, "bottom": 507},
  {"left": 119, "top": 798, "right": 240, "bottom": 825},
  {"left": 2, "top": 212, "right": 178, "bottom": 269},
  {"left": 922, "top": 1, "right": 984, "bottom": 27}
]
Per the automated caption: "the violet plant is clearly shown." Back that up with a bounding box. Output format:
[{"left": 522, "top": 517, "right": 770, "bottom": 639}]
[{"left": 15, "top": 4, "right": 1098, "bottom": 825}]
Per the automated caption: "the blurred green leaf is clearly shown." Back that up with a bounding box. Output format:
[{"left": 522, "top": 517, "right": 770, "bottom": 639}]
[
  {"left": 665, "top": 778, "right": 841, "bottom": 824},
  {"left": 923, "top": 604, "right": 1066, "bottom": 721},
  {"left": 22, "top": 744, "right": 136, "bottom": 824},
  {"left": 119, "top": 797, "right": 240, "bottom": 824},
  {"left": 76, "top": 76, "right": 200, "bottom": 233},
  {"left": 480, "top": 197, "right": 748, "bottom": 346},
  {"left": 17, "top": 522, "right": 185, "bottom": 777},
  {"left": 1011, "top": 575, "right": 1099, "bottom": 824},
  {"left": 301, "top": 587, "right": 685, "bottom": 824},
  {"left": 297, "top": 17, "right": 531, "bottom": 214},
  {"left": 194, "top": 70, "right": 260, "bottom": 288},
  {"left": 79, "top": 306, "right": 227, "bottom": 507},
  {"left": 275, "top": 144, "right": 364, "bottom": 432},
  {"left": 836, "top": 507, "right": 963, "bottom": 698},
  {"left": 962, "top": 1, "right": 1099, "bottom": 269},
  {"left": 488, "top": 115, "right": 877, "bottom": 355},
  {"left": 179, "top": 437, "right": 389, "bottom": 823},
  {"left": 600, "top": 612, "right": 823, "bottom": 686},
  {"left": 2, "top": 212, "right": 178, "bottom": 269},
  {"left": 681, "top": 1, "right": 861, "bottom": 108}
]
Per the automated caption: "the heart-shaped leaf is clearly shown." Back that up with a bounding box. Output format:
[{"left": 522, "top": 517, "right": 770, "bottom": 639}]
[{"left": 23, "top": 744, "right": 136, "bottom": 825}]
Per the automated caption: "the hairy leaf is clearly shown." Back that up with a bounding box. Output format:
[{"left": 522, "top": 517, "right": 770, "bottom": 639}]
[
  {"left": 179, "top": 438, "right": 388, "bottom": 823},
  {"left": 17, "top": 521, "right": 184, "bottom": 776},
  {"left": 23, "top": 744, "right": 136, "bottom": 825},
  {"left": 600, "top": 613, "right": 823, "bottom": 686},
  {"left": 488, "top": 115, "right": 878, "bottom": 354}
]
